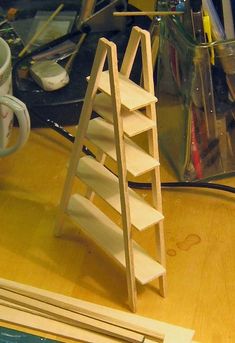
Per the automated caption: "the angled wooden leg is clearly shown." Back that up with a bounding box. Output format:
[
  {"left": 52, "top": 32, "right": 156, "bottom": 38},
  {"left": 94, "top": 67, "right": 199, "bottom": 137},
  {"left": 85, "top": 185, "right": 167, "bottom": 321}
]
[
  {"left": 120, "top": 26, "right": 142, "bottom": 77},
  {"left": 156, "top": 221, "right": 167, "bottom": 297},
  {"left": 54, "top": 38, "right": 110, "bottom": 237},
  {"left": 108, "top": 43, "right": 137, "bottom": 312}
]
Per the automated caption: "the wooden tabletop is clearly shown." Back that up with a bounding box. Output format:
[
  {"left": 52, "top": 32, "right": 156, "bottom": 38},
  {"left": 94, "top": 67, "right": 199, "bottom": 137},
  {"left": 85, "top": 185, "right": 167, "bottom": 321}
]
[{"left": 0, "top": 126, "right": 235, "bottom": 343}]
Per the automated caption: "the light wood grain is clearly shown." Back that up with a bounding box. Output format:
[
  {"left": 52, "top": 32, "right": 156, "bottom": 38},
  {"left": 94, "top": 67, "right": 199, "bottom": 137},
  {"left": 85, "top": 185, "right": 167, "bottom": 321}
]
[
  {"left": 67, "top": 194, "right": 165, "bottom": 284},
  {"left": 55, "top": 25, "right": 165, "bottom": 312},
  {"left": 0, "top": 278, "right": 195, "bottom": 342},
  {"left": 0, "top": 305, "right": 123, "bottom": 343},
  {"left": 106, "top": 41, "right": 138, "bottom": 312},
  {"left": 77, "top": 156, "right": 164, "bottom": 231},
  {"left": 86, "top": 117, "right": 159, "bottom": 177},
  {"left": 87, "top": 70, "right": 157, "bottom": 111},
  {"left": 0, "top": 288, "right": 144, "bottom": 343},
  {"left": 93, "top": 93, "right": 155, "bottom": 137},
  {"left": 136, "top": 27, "right": 166, "bottom": 297},
  {"left": 54, "top": 37, "right": 110, "bottom": 237}
]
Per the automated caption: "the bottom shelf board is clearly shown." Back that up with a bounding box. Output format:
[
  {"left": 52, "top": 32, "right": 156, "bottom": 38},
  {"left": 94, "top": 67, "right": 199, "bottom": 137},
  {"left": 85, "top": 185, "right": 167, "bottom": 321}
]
[{"left": 67, "top": 194, "right": 165, "bottom": 285}]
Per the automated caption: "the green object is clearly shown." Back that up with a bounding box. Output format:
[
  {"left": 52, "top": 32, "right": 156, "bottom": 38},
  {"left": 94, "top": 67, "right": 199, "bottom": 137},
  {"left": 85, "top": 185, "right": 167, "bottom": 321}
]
[{"left": 0, "top": 327, "right": 60, "bottom": 343}]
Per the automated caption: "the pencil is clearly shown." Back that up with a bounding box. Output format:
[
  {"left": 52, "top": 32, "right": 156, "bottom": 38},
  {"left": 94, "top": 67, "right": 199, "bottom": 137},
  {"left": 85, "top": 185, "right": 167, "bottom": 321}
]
[{"left": 18, "top": 3, "right": 64, "bottom": 58}]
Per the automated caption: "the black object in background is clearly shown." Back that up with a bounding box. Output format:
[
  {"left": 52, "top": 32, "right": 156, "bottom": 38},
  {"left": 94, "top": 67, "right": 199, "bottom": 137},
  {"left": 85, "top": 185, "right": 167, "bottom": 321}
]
[
  {"left": 212, "top": 0, "right": 224, "bottom": 27},
  {"left": 189, "top": 0, "right": 206, "bottom": 43},
  {"left": 12, "top": 5, "right": 151, "bottom": 128}
]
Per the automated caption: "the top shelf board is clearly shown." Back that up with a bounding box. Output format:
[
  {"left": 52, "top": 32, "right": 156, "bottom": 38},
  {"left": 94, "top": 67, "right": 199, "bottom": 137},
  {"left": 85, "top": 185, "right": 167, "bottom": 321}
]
[{"left": 87, "top": 70, "right": 157, "bottom": 111}]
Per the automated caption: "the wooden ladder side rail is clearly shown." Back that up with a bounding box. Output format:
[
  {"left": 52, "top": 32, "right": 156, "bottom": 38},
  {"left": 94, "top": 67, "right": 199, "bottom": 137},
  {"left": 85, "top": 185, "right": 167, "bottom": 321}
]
[
  {"left": 120, "top": 26, "right": 166, "bottom": 297},
  {"left": 54, "top": 38, "right": 109, "bottom": 236},
  {"left": 120, "top": 26, "right": 142, "bottom": 78},
  {"left": 139, "top": 29, "right": 166, "bottom": 297},
  {"left": 107, "top": 42, "right": 137, "bottom": 312}
]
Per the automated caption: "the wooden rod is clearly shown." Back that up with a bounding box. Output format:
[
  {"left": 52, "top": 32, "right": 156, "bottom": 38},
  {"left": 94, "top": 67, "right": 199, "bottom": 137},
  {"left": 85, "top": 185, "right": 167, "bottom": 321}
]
[
  {"left": 0, "top": 304, "right": 122, "bottom": 343},
  {"left": 0, "top": 288, "right": 145, "bottom": 343},
  {"left": 113, "top": 11, "right": 184, "bottom": 17},
  {"left": 0, "top": 278, "right": 194, "bottom": 342},
  {"left": 18, "top": 3, "right": 64, "bottom": 57}
]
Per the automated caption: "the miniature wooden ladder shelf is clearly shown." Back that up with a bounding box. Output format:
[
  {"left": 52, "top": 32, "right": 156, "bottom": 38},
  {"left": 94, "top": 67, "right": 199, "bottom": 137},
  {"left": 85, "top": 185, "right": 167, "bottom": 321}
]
[{"left": 54, "top": 26, "right": 166, "bottom": 312}]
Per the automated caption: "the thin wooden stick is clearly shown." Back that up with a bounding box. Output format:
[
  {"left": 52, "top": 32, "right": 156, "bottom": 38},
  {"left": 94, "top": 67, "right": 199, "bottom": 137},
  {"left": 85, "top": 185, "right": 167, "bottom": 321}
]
[
  {"left": 138, "top": 28, "right": 166, "bottom": 297},
  {"left": 18, "top": 4, "right": 64, "bottom": 57},
  {"left": 54, "top": 37, "right": 108, "bottom": 236},
  {"left": 107, "top": 41, "right": 137, "bottom": 313},
  {"left": 65, "top": 32, "right": 87, "bottom": 73},
  {"left": 113, "top": 11, "right": 184, "bottom": 17},
  {"left": 0, "top": 278, "right": 195, "bottom": 342},
  {"left": 0, "top": 299, "right": 56, "bottom": 320},
  {"left": 0, "top": 304, "right": 123, "bottom": 343},
  {"left": 0, "top": 288, "right": 144, "bottom": 343}
]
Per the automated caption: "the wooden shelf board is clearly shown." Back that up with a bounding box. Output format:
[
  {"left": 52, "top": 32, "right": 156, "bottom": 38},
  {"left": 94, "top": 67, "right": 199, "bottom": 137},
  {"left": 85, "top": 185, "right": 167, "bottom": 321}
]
[
  {"left": 87, "top": 70, "right": 157, "bottom": 111},
  {"left": 86, "top": 117, "right": 159, "bottom": 177},
  {"left": 67, "top": 194, "right": 165, "bottom": 285},
  {"left": 76, "top": 156, "right": 164, "bottom": 231},
  {"left": 93, "top": 93, "right": 155, "bottom": 137}
]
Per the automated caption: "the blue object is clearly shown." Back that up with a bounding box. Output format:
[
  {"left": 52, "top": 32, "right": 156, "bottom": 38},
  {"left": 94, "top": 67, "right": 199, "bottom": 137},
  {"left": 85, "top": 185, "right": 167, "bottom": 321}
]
[
  {"left": 0, "top": 327, "right": 60, "bottom": 343},
  {"left": 232, "top": 0, "right": 235, "bottom": 24},
  {"left": 176, "top": 1, "right": 186, "bottom": 12}
]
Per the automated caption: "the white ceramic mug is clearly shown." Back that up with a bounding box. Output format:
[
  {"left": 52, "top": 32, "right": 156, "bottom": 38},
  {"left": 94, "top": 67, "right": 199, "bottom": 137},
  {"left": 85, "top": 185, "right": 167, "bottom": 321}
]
[{"left": 0, "top": 37, "right": 30, "bottom": 157}]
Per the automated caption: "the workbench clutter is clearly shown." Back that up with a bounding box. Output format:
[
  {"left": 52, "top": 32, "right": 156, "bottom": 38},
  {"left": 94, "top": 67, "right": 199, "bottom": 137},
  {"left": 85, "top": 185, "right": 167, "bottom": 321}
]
[{"left": 156, "top": 0, "right": 235, "bottom": 181}]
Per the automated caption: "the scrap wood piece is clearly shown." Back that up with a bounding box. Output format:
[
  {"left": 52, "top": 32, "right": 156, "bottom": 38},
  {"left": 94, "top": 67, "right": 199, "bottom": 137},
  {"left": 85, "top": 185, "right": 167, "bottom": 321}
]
[
  {"left": 0, "top": 280, "right": 163, "bottom": 341},
  {"left": 0, "top": 304, "right": 123, "bottom": 343},
  {"left": 0, "top": 299, "right": 56, "bottom": 319},
  {"left": 0, "top": 288, "right": 144, "bottom": 343},
  {"left": 0, "top": 300, "right": 162, "bottom": 343},
  {"left": 0, "top": 278, "right": 195, "bottom": 342}
]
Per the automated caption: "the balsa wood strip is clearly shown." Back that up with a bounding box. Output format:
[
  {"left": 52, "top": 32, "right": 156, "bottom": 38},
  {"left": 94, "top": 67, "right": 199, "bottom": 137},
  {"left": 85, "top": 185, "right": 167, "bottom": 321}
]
[
  {"left": 87, "top": 70, "right": 157, "bottom": 111},
  {"left": 86, "top": 117, "right": 159, "bottom": 177},
  {"left": 54, "top": 37, "right": 110, "bottom": 237},
  {"left": 0, "top": 305, "right": 123, "bottom": 343},
  {"left": 107, "top": 43, "right": 137, "bottom": 312},
  {"left": 0, "top": 288, "right": 144, "bottom": 343},
  {"left": 1, "top": 301, "right": 161, "bottom": 343},
  {"left": 77, "top": 156, "right": 164, "bottom": 231},
  {"left": 93, "top": 93, "right": 155, "bottom": 137},
  {"left": 0, "top": 299, "right": 56, "bottom": 319},
  {"left": 0, "top": 278, "right": 195, "bottom": 343},
  {"left": 138, "top": 27, "right": 167, "bottom": 297},
  {"left": 67, "top": 194, "right": 165, "bottom": 284}
]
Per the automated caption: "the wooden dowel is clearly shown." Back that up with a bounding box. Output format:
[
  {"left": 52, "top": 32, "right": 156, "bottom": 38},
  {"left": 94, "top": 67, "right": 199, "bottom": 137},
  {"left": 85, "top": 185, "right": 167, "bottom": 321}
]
[
  {"left": 18, "top": 3, "right": 64, "bottom": 57},
  {"left": 65, "top": 32, "right": 87, "bottom": 73},
  {"left": 0, "top": 288, "right": 144, "bottom": 343},
  {"left": 113, "top": 11, "right": 184, "bottom": 17}
]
